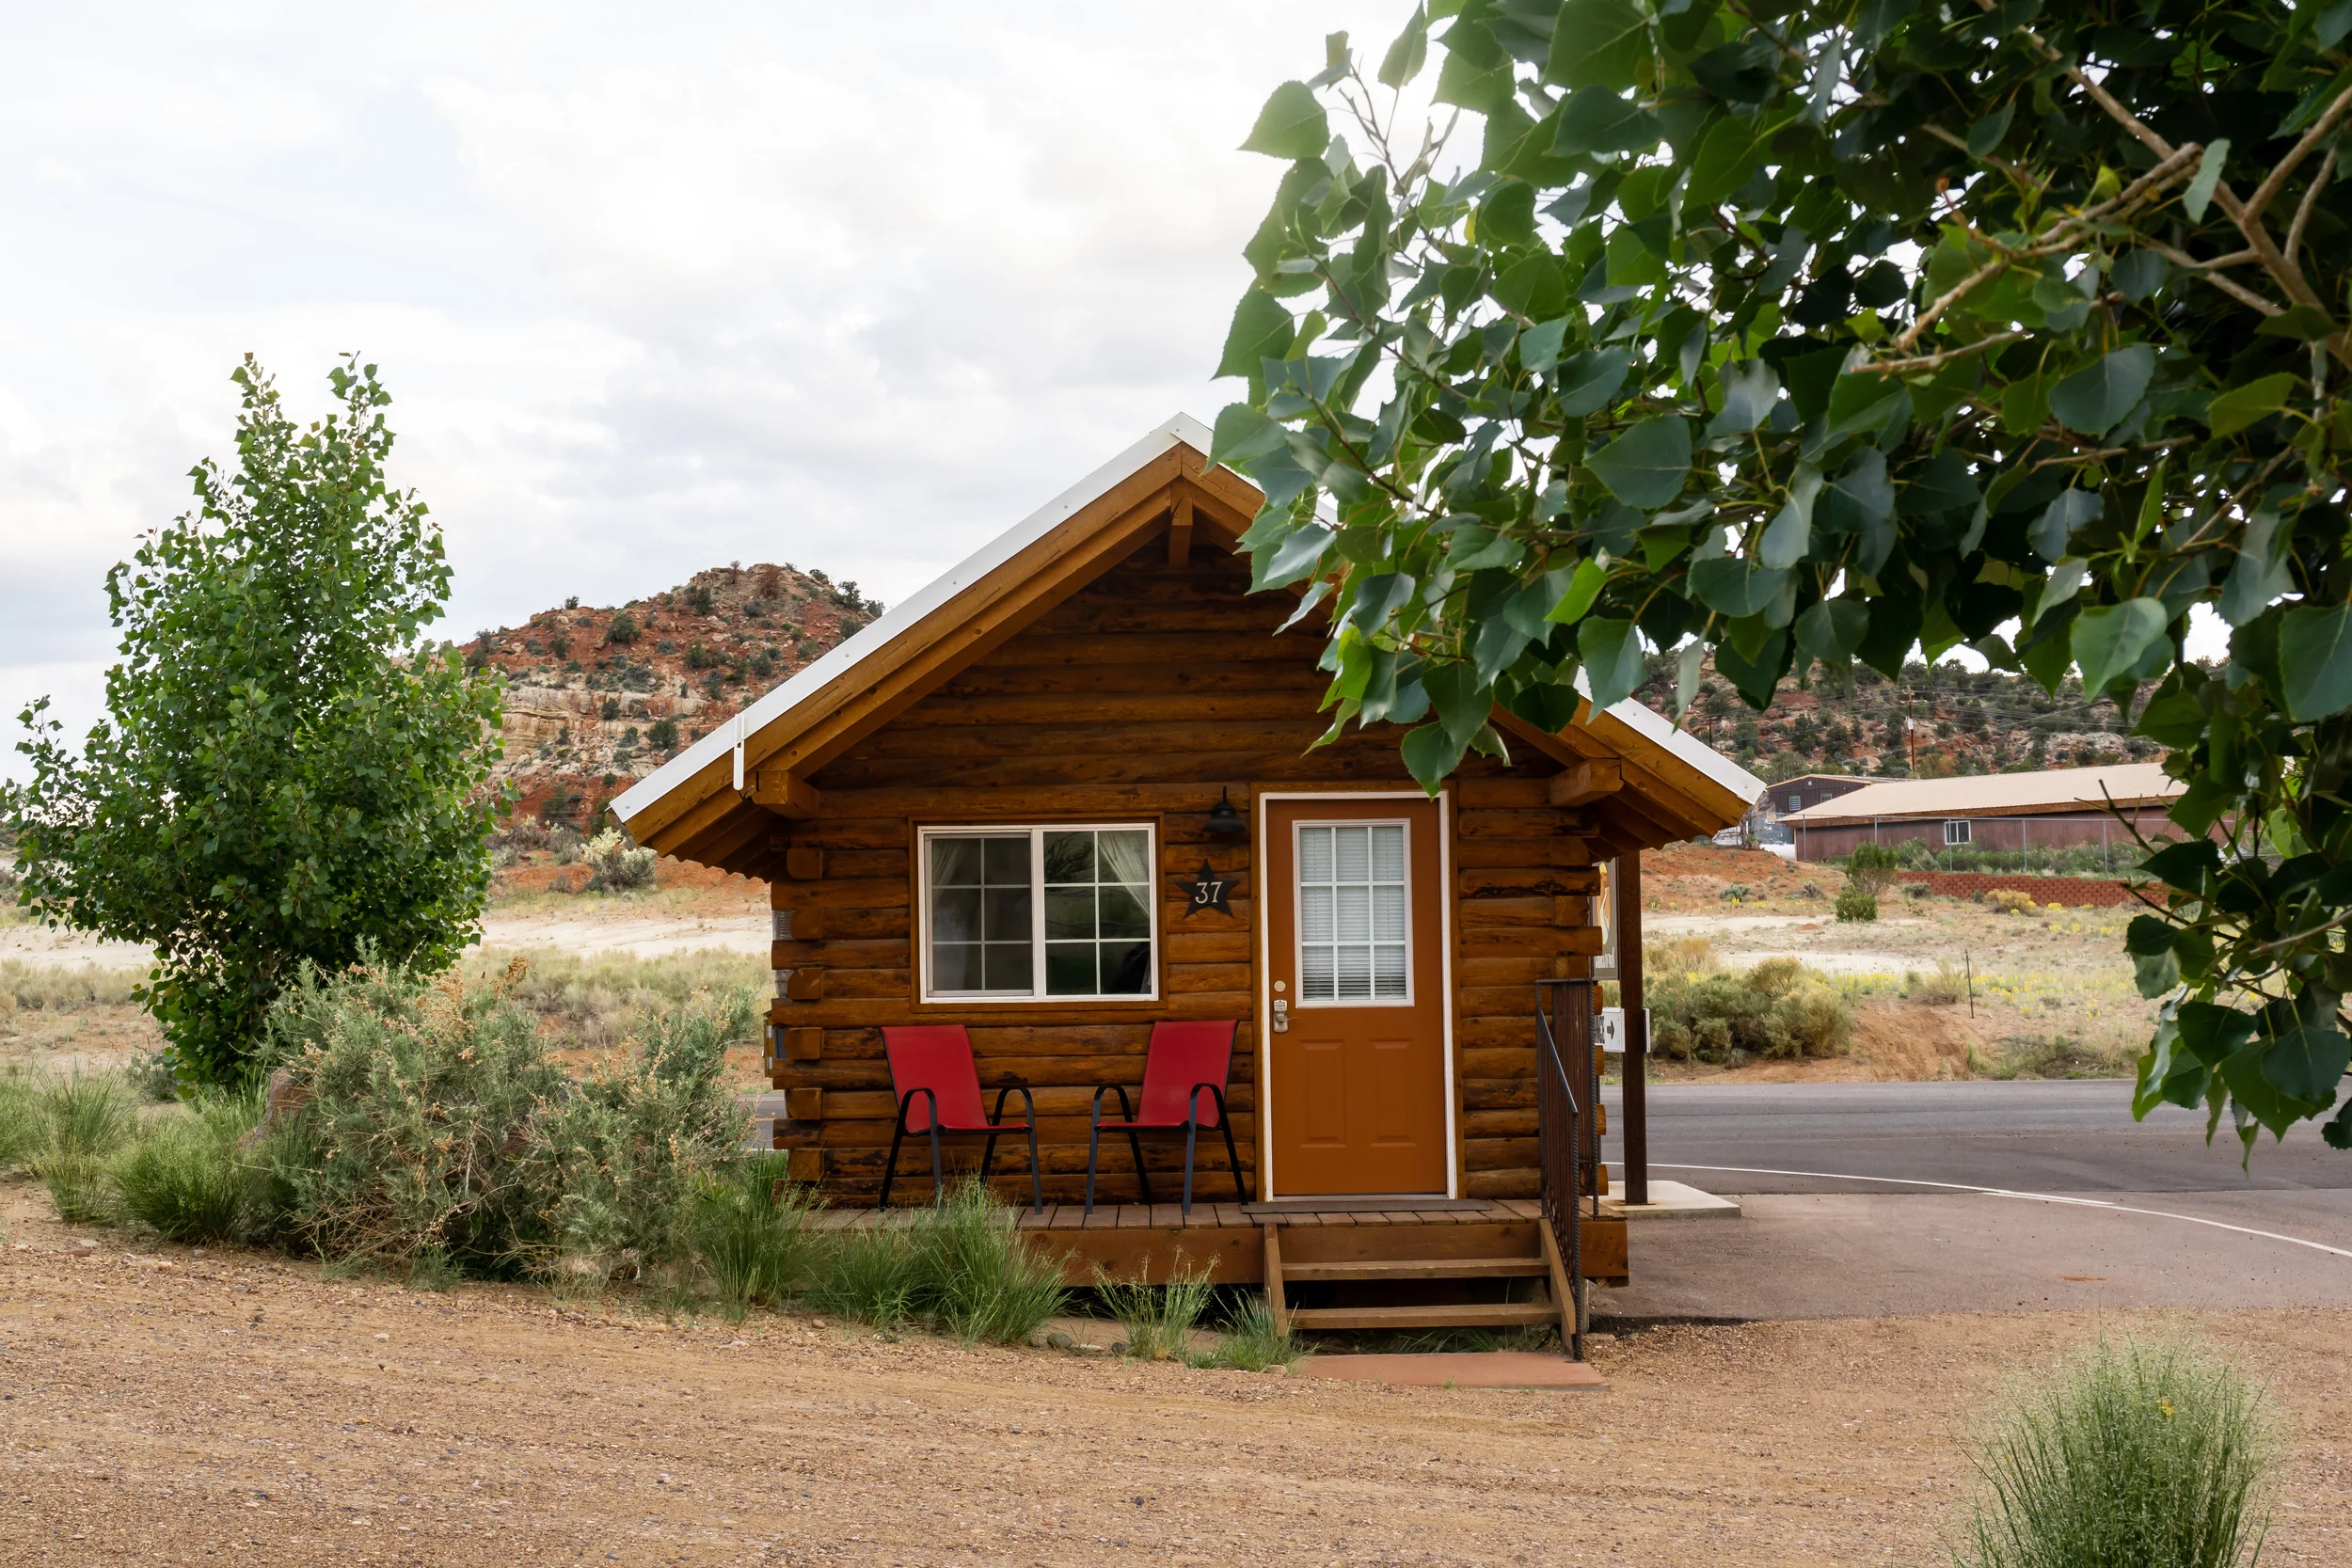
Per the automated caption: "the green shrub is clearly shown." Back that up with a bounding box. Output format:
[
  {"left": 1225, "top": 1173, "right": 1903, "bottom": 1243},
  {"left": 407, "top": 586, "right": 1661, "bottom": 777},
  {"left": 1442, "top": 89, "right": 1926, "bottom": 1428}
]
[
  {"left": 582, "top": 830, "right": 658, "bottom": 893},
  {"left": 1648, "top": 957, "right": 1851, "bottom": 1064},
  {"left": 254, "top": 958, "right": 744, "bottom": 1281},
  {"left": 691, "top": 1154, "right": 817, "bottom": 1318},
  {"left": 111, "top": 1091, "right": 263, "bottom": 1242},
  {"left": 1957, "top": 1338, "right": 2274, "bottom": 1568},
  {"left": 1097, "top": 1266, "right": 1216, "bottom": 1362},
  {"left": 803, "top": 1181, "right": 1065, "bottom": 1344},
  {"left": 1835, "top": 886, "right": 1879, "bottom": 922}
]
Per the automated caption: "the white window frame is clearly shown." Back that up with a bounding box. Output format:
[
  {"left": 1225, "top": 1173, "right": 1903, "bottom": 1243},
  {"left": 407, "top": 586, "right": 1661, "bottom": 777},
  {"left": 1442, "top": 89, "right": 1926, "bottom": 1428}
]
[
  {"left": 1944, "top": 818, "right": 1973, "bottom": 846},
  {"left": 1290, "top": 816, "right": 1417, "bottom": 1010},
  {"left": 915, "top": 822, "right": 1160, "bottom": 1005}
]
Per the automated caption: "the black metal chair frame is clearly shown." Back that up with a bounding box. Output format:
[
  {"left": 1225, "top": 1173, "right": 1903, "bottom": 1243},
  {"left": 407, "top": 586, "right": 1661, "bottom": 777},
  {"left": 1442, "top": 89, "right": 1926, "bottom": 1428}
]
[
  {"left": 878, "top": 1084, "right": 1043, "bottom": 1212},
  {"left": 1084, "top": 1082, "right": 1245, "bottom": 1215}
]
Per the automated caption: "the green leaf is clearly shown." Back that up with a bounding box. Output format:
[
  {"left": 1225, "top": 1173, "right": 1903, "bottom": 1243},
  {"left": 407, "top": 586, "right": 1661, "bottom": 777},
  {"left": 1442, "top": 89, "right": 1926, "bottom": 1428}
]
[
  {"left": 2133, "top": 947, "right": 2182, "bottom": 999},
  {"left": 1685, "top": 111, "right": 1779, "bottom": 209},
  {"left": 1254, "top": 523, "right": 1334, "bottom": 591},
  {"left": 1401, "top": 721, "right": 1470, "bottom": 790},
  {"left": 2218, "top": 511, "right": 2294, "bottom": 627},
  {"left": 1554, "top": 347, "right": 1631, "bottom": 418},
  {"left": 1552, "top": 86, "right": 1663, "bottom": 156},
  {"left": 1688, "top": 557, "right": 1789, "bottom": 618},
  {"left": 2047, "top": 346, "right": 2155, "bottom": 436},
  {"left": 2071, "top": 597, "right": 2167, "bottom": 695},
  {"left": 1964, "top": 103, "right": 2014, "bottom": 157},
  {"left": 2261, "top": 1016, "right": 2351, "bottom": 1104},
  {"left": 1216, "top": 292, "right": 1295, "bottom": 381},
  {"left": 1545, "top": 558, "right": 1608, "bottom": 626},
  {"left": 1586, "top": 416, "right": 1692, "bottom": 508},
  {"left": 1207, "top": 403, "right": 1287, "bottom": 471},
  {"left": 2141, "top": 839, "right": 2218, "bottom": 893},
  {"left": 1579, "top": 617, "right": 1646, "bottom": 711},
  {"left": 2028, "top": 489, "right": 2102, "bottom": 562},
  {"left": 1518, "top": 317, "right": 1569, "bottom": 372},
  {"left": 2280, "top": 602, "right": 2352, "bottom": 720},
  {"left": 1547, "top": 0, "right": 1650, "bottom": 89},
  {"left": 2256, "top": 304, "right": 2340, "bottom": 341},
  {"left": 1377, "top": 7, "right": 1430, "bottom": 87},
  {"left": 1241, "top": 82, "right": 1330, "bottom": 160},
  {"left": 2184, "top": 138, "right": 2230, "bottom": 223},
  {"left": 1707, "top": 359, "right": 1781, "bottom": 438},
  {"left": 1795, "top": 598, "right": 1867, "bottom": 666},
  {"left": 1757, "top": 466, "right": 1821, "bottom": 570},
  {"left": 1825, "top": 370, "right": 1905, "bottom": 436}
]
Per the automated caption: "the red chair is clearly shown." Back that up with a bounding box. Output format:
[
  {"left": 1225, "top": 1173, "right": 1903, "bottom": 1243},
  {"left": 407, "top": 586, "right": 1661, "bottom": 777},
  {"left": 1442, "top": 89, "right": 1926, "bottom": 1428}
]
[
  {"left": 879, "top": 1025, "right": 1042, "bottom": 1212},
  {"left": 1085, "top": 1020, "right": 1245, "bottom": 1215}
]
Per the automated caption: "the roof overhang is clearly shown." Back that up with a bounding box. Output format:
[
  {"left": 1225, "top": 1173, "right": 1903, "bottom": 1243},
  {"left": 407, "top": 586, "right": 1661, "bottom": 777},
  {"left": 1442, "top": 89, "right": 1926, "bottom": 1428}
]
[{"left": 615, "top": 415, "right": 1763, "bottom": 868}]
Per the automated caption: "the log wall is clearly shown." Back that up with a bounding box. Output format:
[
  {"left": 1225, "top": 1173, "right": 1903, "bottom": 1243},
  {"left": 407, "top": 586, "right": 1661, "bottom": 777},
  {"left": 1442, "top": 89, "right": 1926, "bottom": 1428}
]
[{"left": 768, "top": 542, "right": 1600, "bottom": 1205}]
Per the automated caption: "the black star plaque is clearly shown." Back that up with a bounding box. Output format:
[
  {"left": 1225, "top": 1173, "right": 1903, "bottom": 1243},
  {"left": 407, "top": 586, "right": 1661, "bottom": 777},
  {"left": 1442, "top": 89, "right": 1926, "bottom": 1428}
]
[{"left": 1183, "top": 858, "right": 1233, "bottom": 917}]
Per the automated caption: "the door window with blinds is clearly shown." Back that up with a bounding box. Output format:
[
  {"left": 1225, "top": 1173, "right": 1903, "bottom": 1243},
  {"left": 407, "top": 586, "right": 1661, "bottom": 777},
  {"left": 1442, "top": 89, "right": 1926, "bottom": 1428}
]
[
  {"left": 1295, "top": 821, "right": 1411, "bottom": 1005},
  {"left": 920, "top": 825, "right": 1157, "bottom": 1002}
]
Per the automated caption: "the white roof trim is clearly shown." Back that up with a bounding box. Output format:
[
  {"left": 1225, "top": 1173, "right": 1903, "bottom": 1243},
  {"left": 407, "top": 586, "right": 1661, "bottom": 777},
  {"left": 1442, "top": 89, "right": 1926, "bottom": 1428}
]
[
  {"left": 614, "top": 412, "right": 1216, "bottom": 827},
  {"left": 1573, "top": 669, "right": 1765, "bottom": 808}
]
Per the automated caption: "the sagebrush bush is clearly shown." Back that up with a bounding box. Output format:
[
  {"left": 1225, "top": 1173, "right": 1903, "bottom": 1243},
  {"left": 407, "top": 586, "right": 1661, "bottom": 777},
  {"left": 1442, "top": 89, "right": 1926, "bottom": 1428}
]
[
  {"left": 803, "top": 1181, "right": 1065, "bottom": 1344},
  {"left": 254, "top": 957, "right": 746, "bottom": 1281},
  {"left": 582, "top": 830, "right": 658, "bottom": 893},
  {"left": 1985, "top": 888, "right": 2038, "bottom": 914},
  {"left": 111, "top": 1091, "right": 263, "bottom": 1242},
  {"left": 1835, "top": 886, "right": 1880, "bottom": 923},
  {"left": 1957, "top": 1338, "right": 2274, "bottom": 1568},
  {"left": 1648, "top": 957, "right": 1851, "bottom": 1064}
]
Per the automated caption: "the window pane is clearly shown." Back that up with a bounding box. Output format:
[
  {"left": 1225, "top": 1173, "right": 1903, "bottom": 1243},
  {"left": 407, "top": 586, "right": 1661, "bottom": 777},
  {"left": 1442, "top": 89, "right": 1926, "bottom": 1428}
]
[
  {"left": 1336, "top": 884, "right": 1371, "bottom": 942},
  {"left": 1096, "top": 831, "right": 1152, "bottom": 890},
  {"left": 931, "top": 837, "right": 984, "bottom": 885},
  {"left": 1372, "top": 884, "right": 1406, "bottom": 942},
  {"left": 1370, "top": 824, "right": 1405, "bottom": 882},
  {"left": 1044, "top": 942, "right": 1097, "bottom": 995},
  {"left": 1044, "top": 887, "right": 1097, "bottom": 941},
  {"left": 983, "top": 942, "right": 1033, "bottom": 991},
  {"left": 1336, "top": 944, "right": 1371, "bottom": 1000},
  {"left": 932, "top": 943, "right": 982, "bottom": 991},
  {"left": 932, "top": 887, "right": 982, "bottom": 943},
  {"left": 982, "top": 836, "right": 1031, "bottom": 883},
  {"left": 1097, "top": 884, "right": 1150, "bottom": 940},
  {"left": 1373, "top": 943, "right": 1406, "bottom": 998},
  {"left": 1100, "top": 941, "right": 1151, "bottom": 994},
  {"left": 1299, "top": 826, "right": 1331, "bottom": 882},
  {"left": 1301, "top": 944, "right": 1334, "bottom": 1000},
  {"left": 1333, "top": 825, "right": 1368, "bottom": 883},
  {"left": 1042, "top": 831, "right": 1096, "bottom": 884},
  {"left": 982, "top": 886, "right": 1031, "bottom": 942},
  {"left": 1300, "top": 886, "right": 1334, "bottom": 943}
]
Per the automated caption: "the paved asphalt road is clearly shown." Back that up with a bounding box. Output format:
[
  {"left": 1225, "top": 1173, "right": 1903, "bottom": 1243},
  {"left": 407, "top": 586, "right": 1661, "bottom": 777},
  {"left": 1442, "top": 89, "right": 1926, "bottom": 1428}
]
[
  {"left": 1592, "top": 1080, "right": 2352, "bottom": 1322},
  {"left": 1600, "top": 1078, "right": 2352, "bottom": 1195}
]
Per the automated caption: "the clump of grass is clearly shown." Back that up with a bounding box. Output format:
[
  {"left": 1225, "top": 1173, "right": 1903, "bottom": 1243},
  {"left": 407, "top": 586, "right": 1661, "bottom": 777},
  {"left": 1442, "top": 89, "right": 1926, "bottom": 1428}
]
[
  {"left": 1978, "top": 1035, "right": 2137, "bottom": 1081},
  {"left": 109, "top": 1089, "right": 264, "bottom": 1242},
  {"left": 1096, "top": 1266, "right": 1216, "bottom": 1362},
  {"left": 1907, "top": 960, "right": 1970, "bottom": 1006},
  {"left": 803, "top": 1181, "right": 1065, "bottom": 1344},
  {"left": 0, "top": 960, "right": 145, "bottom": 1015},
  {"left": 1196, "top": 1292, "right": 1303, "bottom": 1371},
  {"left": 23, "top": 1072, "right": 137, "bottom": 1224},
  {"left": 691, "top": 1153, "right": 818, "bottom": 1319},
  {"left": 0, "top": 1069, "right": 40, "bottom": 1172},
  {"left": 1955, "top": 1338, "right": 2275, "bottom": 1568}
]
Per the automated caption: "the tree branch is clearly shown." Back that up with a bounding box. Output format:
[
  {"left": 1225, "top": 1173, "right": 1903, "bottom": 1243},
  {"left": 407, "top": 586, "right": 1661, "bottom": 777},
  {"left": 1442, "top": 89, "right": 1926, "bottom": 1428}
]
[
  {"left": 1857, "top": 327, "right": 2030, "bottom": 376},
  {"left": 2289, "top": 149, "right": 2338, "bottom": 265},
  {"left": 2244, "top": 83, "right": 2352, "bottom": 227},
  {"left": 2144, "top": 244, "right": 2288, "bottom": 316}
]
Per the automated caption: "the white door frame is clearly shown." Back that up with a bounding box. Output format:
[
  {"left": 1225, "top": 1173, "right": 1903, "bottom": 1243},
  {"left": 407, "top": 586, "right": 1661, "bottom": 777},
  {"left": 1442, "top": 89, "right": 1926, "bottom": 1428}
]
[{"left": 1253, "top": 788, "right": 1458, "bottom": 1200}]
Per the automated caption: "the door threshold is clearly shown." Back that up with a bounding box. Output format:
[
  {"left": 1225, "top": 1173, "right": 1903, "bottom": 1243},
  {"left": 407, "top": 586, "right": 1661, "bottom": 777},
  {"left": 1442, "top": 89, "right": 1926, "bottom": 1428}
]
[{"left": 1245, "top": 1196, "right": 1492, "bottom": 1213}]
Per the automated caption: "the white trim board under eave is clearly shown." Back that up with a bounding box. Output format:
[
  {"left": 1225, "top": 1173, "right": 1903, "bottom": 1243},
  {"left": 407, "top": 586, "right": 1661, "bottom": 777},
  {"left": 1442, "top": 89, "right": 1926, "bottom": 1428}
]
[{"left": 612, "top": 412, "right": 1218, "bottom": 830}]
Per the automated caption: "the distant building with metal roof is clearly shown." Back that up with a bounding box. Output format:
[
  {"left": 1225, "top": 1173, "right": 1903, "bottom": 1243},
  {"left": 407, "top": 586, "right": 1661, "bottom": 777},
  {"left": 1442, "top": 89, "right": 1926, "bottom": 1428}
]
[{"left": 1778, "top": 762, "right": 2182, "bottom": 864}]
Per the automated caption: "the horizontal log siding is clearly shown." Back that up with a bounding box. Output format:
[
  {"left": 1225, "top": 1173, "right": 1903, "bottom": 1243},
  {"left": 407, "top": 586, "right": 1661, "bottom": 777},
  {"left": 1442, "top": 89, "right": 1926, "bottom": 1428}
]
[{"left": 769, "top": 544, "right": 1600, "bottom": 1206}]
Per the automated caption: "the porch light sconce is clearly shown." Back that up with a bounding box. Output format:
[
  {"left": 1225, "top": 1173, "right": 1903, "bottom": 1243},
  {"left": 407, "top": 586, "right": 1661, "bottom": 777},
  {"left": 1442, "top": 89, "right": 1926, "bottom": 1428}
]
[{"left": 1205, "top": 786, "right": 1248, "bottom": 838}]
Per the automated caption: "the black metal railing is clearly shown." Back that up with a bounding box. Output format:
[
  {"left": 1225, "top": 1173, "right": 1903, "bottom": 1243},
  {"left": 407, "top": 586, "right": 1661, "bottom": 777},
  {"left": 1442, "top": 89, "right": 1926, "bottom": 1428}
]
[{"left": 1534, "top": 976, "right": 1598, "bottom": 1361}]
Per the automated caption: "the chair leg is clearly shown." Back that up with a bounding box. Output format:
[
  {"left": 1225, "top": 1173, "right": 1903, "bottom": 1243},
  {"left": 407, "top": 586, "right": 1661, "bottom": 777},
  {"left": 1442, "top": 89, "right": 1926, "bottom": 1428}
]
[
  {"left": 1126, "top": 1128, "right": 1153, "bottom": 1208},
  {"left": 1220, "top": 1116, "right": 1247, "bottom": 1204},
  {"left": 1085, "top": 1121, "right": 1102, "bottom": 1215},
  {"left": 879, "top": 1120, "right": 905, "bottom": 1210},
  {"left": 928, "top": 1122, "right": 946, "bottom": 1208},
  {"left": 979, "top": 1132, "right": 999, "bottom": 1186},
  {"left": 1183, "top": 1120, "right": 1199, "bottom": 1216}
]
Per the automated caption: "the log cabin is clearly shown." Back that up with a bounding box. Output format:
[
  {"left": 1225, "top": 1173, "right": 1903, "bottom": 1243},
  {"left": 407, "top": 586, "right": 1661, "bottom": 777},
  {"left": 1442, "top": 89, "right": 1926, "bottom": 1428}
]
[{"left": 612, "top": 417, "right": 1760, "bottom": 1341}]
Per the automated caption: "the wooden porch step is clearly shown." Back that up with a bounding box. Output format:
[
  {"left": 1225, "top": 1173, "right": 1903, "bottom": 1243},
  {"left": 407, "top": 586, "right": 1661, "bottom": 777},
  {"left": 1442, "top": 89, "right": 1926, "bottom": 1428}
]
[
  {"left": 1285, "top": 1302, "right": 1561, "bottom": 1330},
  {"left": 1283, "top": 1257, "right": 1547, "bottom": 1282}
]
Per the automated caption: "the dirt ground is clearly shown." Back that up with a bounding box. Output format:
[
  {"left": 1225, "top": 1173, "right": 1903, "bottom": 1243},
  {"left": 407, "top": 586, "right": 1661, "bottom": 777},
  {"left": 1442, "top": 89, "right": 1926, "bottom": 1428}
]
[
  {"left": 1, "top": 1183, "right": 2346, "bottom": 1567},
  {"left": 1637, "top": 843, "right": 2154, "bottom": 1085}
]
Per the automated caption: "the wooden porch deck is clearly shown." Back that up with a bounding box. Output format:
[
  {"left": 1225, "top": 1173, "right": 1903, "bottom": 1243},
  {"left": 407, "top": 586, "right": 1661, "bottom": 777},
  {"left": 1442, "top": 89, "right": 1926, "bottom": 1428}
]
[{"left": 804, "top": 1198, "right": 1628, "bottom": 1286}]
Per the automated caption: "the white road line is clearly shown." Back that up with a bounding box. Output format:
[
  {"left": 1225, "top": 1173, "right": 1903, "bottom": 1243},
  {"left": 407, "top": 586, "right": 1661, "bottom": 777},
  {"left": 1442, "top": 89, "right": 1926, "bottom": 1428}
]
[{"left": 1648, "top": 1162, "right": 2352, "bottom": 1262}]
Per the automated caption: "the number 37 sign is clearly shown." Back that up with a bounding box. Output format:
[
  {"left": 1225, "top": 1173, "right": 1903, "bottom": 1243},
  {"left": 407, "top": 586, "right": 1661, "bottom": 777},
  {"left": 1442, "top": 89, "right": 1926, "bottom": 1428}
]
[{"left": 1182, "top": 858, "right": 1232, "bottom": 917}]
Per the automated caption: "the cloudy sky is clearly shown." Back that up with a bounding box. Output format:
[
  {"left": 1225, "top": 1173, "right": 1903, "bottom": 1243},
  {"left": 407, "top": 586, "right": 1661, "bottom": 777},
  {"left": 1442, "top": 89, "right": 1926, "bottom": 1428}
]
[{"left": 0, "top": 1, "right": 1415, "bottom": 779}]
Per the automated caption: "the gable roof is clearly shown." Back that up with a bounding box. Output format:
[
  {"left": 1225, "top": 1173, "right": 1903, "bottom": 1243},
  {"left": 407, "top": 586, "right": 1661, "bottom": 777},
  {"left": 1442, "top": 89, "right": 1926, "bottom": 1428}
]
[
  {"left": 1779, "top": 762, "right": 2181, "bottom": 825},
  {"left": 614, "top": 414, "right": 1761, "bottom": 870}
]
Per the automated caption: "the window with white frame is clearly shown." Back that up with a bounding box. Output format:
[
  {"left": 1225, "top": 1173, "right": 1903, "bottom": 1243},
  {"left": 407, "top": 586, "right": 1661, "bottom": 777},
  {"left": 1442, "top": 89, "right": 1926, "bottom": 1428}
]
[
  {"left": 1943, "top": 818, "right": 1973, "bottom": 845},
  {"left": 921, "top": 825, "right": 1156, "bottom": 1001},
  {"left": 1295, "top": 822, "right": 1410, "bottom": 1004}
]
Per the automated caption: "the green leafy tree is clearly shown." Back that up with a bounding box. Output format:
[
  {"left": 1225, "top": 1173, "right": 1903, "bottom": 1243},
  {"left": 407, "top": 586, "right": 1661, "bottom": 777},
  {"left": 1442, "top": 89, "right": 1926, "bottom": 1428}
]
[
  {"left": 1218, "top": 4, "right": 2352, "bottom": 1151},
  {"left": 2, "top": 356, "right": 506, "bottom": 1084}
]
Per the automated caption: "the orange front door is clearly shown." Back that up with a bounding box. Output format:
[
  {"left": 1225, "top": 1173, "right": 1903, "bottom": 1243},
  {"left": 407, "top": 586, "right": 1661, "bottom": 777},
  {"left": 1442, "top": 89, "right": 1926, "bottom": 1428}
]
[{"left": 1263, "top": 796, "right": 1450, "bottom": 1197}]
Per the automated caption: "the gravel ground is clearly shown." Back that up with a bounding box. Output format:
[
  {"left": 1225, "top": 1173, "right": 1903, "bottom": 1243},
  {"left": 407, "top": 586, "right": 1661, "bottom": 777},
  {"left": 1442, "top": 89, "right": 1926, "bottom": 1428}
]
[{"left": 5, "top": 1181, "right": 2350, "bottom": 1566}]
